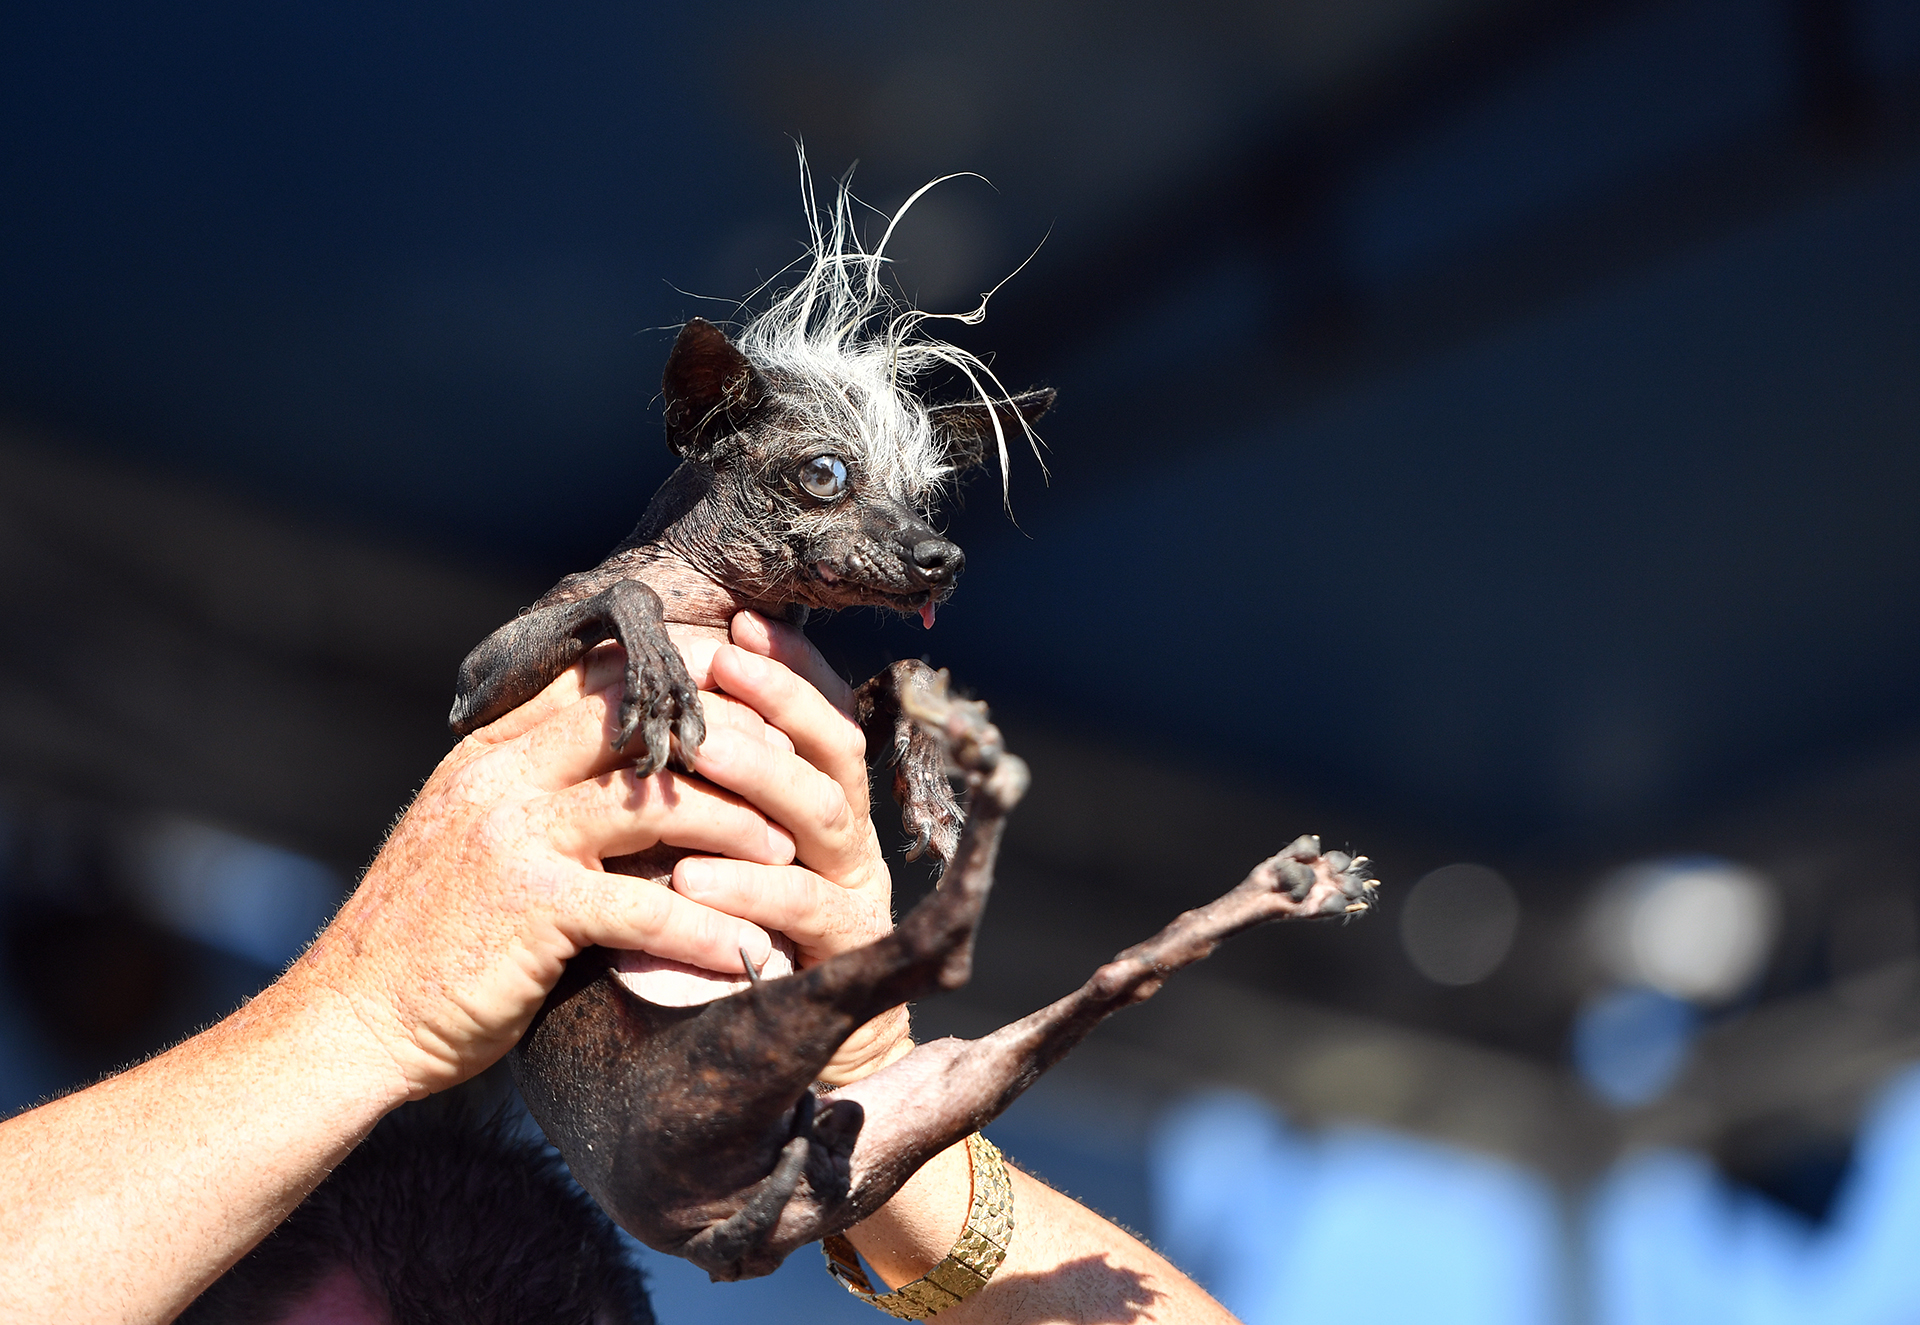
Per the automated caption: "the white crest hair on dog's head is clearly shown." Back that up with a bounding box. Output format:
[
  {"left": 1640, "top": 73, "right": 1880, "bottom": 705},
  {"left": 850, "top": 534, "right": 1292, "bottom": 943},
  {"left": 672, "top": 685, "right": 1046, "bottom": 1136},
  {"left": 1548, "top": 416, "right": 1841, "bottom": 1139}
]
[{"left": 734, "top": 155, "right": 1043, "bottom": 508}]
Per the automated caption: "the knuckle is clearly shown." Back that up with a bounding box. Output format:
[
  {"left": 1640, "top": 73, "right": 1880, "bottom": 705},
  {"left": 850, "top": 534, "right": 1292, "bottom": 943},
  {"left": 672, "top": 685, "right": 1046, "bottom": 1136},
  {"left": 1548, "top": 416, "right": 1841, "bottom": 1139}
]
[
  {"left": 440, "top": 754, "right": 499, "bottom": 803},
  {"left": 686, "top": 899, "right": 742, "bottom": 954},
  {"left": 836, "top": 720, "right": 867, "bottom": 764},
  {"left": 812, "top": 781, "right": 851, "bottom": 835},
  {"left": 626, "top": 880, "right": 675, "bottom": 934},
  {"left": 786, "top": 868, "right": 828, "bottom": 919}
]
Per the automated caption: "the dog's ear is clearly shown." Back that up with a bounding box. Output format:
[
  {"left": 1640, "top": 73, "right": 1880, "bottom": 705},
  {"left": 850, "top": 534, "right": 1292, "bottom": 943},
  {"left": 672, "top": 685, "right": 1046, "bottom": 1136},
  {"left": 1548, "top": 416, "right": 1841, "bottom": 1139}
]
[
  {"left": 928, "top": 388, "right": 1055, "bottom": 472},
  {"left": 662, "top": 318, "right": 771, "bottom": 459}
]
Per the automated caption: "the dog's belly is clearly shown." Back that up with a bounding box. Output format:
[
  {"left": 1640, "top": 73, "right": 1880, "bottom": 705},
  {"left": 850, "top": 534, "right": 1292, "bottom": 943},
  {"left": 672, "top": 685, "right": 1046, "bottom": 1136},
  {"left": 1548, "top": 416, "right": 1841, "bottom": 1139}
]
[{"left": 609, "top": 939, "right": 797, "bottom": 1006}]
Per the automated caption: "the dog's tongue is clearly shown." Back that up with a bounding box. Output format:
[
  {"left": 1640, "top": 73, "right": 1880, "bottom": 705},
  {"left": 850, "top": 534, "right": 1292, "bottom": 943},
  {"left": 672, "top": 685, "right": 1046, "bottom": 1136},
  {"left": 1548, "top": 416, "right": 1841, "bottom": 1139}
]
[{"left": 919, "top": 598, "right": 938, "bottom": 630}]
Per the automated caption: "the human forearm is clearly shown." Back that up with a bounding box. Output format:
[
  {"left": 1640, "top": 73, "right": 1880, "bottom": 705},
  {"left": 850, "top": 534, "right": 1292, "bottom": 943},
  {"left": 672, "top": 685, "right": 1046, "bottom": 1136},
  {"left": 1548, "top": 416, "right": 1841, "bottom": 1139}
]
[
  {"left": 844, "top": 1141, "right": 1238, "bottom": 1325},
  {"left": 0, "top": 974, "right": 410, "bottom": 1324}
]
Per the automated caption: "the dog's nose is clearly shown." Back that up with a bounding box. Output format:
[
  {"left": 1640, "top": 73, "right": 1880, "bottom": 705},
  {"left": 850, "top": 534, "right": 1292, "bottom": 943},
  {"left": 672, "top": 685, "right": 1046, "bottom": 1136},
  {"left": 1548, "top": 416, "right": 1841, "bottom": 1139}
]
[{"left": 909, "top": 537, "right": 965, "bottom": 584}]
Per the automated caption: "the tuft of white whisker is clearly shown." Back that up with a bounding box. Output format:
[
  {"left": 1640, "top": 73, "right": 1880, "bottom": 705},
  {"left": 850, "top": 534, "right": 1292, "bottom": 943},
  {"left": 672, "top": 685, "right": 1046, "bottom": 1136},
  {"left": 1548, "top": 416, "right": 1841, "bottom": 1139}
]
[{"left": 734, "top": 151, "right": 1043, "bottom": 510}]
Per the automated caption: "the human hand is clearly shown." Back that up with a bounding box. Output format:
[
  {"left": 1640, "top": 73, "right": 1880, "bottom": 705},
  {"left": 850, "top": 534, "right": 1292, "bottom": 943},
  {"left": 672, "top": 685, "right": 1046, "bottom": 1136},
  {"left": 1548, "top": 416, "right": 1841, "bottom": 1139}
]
[
  {"left": 513, "top": 611, "right": 892, "bottom": 978},
  {"left": 670, "top": 612, "right": 912, "bottom": 1084},
  {"left": 289, "top": 668, "right": 793, "bottom": 1100}
]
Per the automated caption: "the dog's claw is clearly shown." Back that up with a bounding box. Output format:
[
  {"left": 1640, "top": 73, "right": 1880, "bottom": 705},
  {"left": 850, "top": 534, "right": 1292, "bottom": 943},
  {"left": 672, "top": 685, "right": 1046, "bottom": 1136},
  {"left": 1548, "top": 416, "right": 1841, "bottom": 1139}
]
[
  {"left": 905, "top": 823, "right": 934, "bottom": 862},
  {"left": 613, "top": 638, "right": 704, "bottom": 777}
]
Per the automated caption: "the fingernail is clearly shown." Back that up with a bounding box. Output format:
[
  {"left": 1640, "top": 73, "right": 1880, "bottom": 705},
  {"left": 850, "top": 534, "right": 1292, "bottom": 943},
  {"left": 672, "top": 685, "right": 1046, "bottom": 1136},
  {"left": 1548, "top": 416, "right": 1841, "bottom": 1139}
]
[
  {"left": 676, "top": 858, "right": 713, "bottom": 894},
  {"left": 767, "top": 824, "right": 796, "bottom": 863},
  {"left": 740, "top": 929, "right": 773, "bottom": 967},
  {"left": 729, "top": 647, "right": 770, "bottom": 682}
]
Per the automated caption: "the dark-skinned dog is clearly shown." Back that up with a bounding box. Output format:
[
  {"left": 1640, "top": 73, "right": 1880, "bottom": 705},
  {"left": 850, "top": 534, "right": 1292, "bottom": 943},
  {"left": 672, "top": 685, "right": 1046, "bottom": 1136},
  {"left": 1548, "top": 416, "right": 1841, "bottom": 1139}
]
[{"left": 449, "top": 189, "right": 1381, "bottom": 1282}]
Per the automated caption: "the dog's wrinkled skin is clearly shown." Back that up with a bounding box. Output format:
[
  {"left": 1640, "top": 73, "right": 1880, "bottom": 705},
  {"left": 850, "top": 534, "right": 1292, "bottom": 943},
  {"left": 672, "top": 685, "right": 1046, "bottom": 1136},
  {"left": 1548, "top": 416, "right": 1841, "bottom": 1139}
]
[
  {"left": 513, "top": 673, "right": 1380, "bottom": 1280},
  {"left": 451, "top": 318, "right": 1381, "bottom": 1281}
]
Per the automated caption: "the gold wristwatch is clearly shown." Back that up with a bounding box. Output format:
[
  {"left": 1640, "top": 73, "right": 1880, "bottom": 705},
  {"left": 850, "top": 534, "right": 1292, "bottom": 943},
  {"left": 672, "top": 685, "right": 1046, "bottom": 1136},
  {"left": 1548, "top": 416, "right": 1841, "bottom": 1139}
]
[{"left": 822, "top": 1133, "right": 1015, "bottom": 1319}]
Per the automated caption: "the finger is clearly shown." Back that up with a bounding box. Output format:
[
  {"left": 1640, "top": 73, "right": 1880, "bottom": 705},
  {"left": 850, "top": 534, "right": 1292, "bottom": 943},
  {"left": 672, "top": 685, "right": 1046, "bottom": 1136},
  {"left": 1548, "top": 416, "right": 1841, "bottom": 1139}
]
[
  {"left": 701, "top": 688, "right": 774, "bottom": 745},
  {"left": 560, "top": 866, "right": 774, "bottom": 971},
  {"left": 578, "top": 641, "right": 629, "bottom": 698},
  {"left": 510, "top": 681, "right": 774, "bottom": 792},
  {"left": 685, "top": 722, "right": 867, "bottom": 874},
  {"left": 710, "top": 643, "right": 869, "bottom": 818},
  {"left": 672, "top": 858, "right": 888, "bottom": 959},
  {"left": 668, "top": 631, "right": 722, "bottom": 690},
  {"left": 502, "top": 682, "right": 634, "bottom": 790},
  {"left": 730, "top": 611, "right": 855, "bottom": 715},
  {"left": 539, "top": 767, "right": 797, "bottom": 865},
  {"left": 662, "top": 630, "right": 791, "bottom": 750}
]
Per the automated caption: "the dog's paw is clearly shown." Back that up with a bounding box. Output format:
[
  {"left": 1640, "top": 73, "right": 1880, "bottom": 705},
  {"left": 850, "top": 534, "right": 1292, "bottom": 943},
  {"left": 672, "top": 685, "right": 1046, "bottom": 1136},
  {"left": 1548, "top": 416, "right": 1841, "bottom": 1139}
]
[
  {"left": 898, "top": 670, "right": 1027, "bottom": 816},
  {"left": 614, "top": 625, "right": 705, "bottom": 777},
  {"left": 855, "top": 659, "right": 968, "bottom": 862},
  {"left": 893, "top": 720, "right": 965, "bottom": 863},
  {"left": 1258, "top": 834, "right": 1381, "bottom": 920}
]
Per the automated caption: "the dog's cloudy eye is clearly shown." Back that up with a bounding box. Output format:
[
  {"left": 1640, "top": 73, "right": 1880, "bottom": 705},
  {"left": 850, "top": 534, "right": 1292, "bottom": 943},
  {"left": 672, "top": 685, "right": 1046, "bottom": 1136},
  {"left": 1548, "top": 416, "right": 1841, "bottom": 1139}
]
[{"left": 798, "top": 455, "right": 848, "bottom": 500}]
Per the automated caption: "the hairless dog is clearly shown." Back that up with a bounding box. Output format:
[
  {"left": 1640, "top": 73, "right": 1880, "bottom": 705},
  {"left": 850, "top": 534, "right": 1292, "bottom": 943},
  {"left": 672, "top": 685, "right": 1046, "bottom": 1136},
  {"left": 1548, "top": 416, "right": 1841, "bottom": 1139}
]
[{"left": 451, "top": 178, "right": 1379, "bottom": 1280}]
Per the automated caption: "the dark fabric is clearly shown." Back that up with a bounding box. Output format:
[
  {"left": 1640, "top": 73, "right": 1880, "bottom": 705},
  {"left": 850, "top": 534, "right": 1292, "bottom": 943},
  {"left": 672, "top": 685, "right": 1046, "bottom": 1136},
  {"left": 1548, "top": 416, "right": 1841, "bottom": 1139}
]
[{"left": 179, "top": 1098, "right": 654, "bottom": 1325}]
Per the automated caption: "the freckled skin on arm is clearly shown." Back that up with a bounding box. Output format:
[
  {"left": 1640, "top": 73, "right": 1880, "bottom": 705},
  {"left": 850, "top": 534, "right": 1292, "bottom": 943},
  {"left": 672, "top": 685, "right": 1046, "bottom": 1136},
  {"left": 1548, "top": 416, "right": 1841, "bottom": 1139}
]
[{"left": 0, "top": 975, "right": 409, "bottom": 1324}]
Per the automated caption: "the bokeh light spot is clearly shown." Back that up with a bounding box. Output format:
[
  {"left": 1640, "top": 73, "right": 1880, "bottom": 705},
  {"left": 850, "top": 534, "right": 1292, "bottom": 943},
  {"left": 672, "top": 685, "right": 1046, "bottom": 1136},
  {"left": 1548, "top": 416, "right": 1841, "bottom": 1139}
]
[
  {"left": 1572, "top": 986, "right": 1697, "bottom": 1107},
  {"left": 1399, "top": 863, "right": 1520, "bottom": 987}
]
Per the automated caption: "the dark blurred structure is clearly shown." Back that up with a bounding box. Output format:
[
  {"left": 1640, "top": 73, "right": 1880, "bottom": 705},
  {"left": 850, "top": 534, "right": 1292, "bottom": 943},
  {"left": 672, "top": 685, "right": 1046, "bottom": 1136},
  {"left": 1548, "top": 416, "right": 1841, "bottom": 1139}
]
[{"left": 3, "top": 0, "right": 1919, "bottom": 1319}]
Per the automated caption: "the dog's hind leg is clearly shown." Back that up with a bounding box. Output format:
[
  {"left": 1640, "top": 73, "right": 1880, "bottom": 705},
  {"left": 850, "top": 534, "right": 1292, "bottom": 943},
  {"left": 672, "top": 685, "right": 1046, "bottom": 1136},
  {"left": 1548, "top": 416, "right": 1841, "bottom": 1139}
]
[
  {"left": 720, "top": 689, "right": 1379, "bottom": 1244},
  {"left": 824, "top": 837, "right": 1378, "bottom": 1215}
]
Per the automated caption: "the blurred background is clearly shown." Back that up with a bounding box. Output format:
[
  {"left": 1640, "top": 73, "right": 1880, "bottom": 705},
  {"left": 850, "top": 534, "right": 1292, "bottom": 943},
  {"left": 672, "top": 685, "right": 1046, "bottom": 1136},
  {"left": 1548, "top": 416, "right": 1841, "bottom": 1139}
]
[{"left": 3, "top": 0, "right": 1919, "bottom": 1319}]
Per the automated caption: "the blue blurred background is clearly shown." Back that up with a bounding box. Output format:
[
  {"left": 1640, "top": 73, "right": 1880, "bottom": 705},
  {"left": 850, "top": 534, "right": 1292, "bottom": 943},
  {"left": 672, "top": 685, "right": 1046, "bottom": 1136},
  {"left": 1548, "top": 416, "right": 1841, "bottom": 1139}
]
[{"left": 3, "top": 1, "right": 1919, "bottom": 1320}]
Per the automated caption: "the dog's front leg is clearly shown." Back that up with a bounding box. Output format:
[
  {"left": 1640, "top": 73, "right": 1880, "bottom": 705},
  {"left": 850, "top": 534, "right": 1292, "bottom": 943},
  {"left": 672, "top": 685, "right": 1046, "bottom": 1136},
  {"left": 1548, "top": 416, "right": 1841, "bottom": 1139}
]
[{"left": 447, "top": 579, "right": 703, "bottom": 775}]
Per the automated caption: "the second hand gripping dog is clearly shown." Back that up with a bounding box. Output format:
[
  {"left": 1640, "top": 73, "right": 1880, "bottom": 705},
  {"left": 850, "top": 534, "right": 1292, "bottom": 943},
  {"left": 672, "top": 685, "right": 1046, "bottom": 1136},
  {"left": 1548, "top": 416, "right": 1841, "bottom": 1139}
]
[{"left": 448, "top": 177, "right": 1381, "bottom": 1280}]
